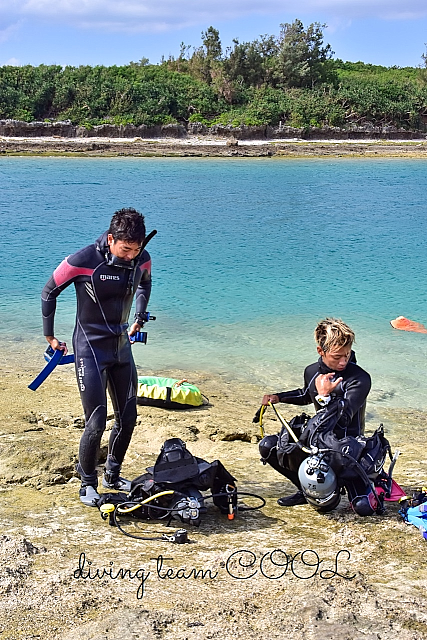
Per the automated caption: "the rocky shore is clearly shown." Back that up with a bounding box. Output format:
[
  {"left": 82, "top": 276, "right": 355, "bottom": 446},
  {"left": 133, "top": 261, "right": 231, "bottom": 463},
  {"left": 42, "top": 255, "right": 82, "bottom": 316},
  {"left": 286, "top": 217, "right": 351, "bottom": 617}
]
[
  {"left": 1, "top": 351, "right": 427, "bottom": 640},
  {"left": 2, "top": 136, "right": 427, "bottom": 159},
  {"left": 1, "top": 119, "right": 427, "bottom": 157}
]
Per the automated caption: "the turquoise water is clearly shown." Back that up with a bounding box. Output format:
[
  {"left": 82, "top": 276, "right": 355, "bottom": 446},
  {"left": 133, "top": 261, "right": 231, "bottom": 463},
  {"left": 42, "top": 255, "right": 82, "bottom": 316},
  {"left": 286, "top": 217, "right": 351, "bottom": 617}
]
[{"left": 1, "top": 156, "right": 427, "bottom": 409}]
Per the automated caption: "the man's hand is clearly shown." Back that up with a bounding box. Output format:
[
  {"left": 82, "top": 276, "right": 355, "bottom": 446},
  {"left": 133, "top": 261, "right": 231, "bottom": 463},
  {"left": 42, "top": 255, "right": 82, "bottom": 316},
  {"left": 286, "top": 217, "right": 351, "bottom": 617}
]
[
  {"left": 315, "top": 373, "right": 342, "bottom": 396},
  {"left": 45, "top": 336, "right": 68, "bottom": 355},
  {"left": 128, "top": 322, "right": 142, "bottom": 337},
  {"left": 262, "top": 394, "right": 280, "bottom": 405}
]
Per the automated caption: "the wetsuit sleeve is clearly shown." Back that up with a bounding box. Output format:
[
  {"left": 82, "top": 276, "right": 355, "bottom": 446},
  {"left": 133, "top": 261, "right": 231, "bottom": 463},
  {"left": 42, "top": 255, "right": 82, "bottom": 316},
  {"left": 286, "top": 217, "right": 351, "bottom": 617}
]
[
  {"left": 41, "top": 256, "right": 92, "bottom": 336},
  {"left": 134, "top": 254, "right": 152, "bottom": 320},
  {"left": 276, "top": 366, "right": 313, "bottom": 406},
  {"left": 336, "top": 372, "right": 371, "bottom": 430}
]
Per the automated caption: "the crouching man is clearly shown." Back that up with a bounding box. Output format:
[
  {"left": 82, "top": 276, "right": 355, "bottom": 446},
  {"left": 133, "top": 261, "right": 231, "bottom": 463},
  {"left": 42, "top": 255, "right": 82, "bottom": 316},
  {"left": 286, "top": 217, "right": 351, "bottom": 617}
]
[{"left": 259, "top": 318, "right": 371, "bottom": 507}]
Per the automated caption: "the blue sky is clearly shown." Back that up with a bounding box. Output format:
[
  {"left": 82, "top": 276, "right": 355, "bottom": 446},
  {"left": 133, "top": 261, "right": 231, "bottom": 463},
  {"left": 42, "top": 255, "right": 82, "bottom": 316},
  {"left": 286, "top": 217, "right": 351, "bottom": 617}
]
[{"left": 1, "top": 0, "right": 427, "bottom": 68}]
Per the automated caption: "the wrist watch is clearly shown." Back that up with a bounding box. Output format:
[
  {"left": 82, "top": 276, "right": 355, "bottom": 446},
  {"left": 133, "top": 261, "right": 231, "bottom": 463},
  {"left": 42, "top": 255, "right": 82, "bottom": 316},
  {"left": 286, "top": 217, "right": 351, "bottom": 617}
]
[
  {"left": 315, "top": 394, "right": 331, "bottom": 406},
  {"left": 134, "top": 313, "right": 146, "bottom": 326}
]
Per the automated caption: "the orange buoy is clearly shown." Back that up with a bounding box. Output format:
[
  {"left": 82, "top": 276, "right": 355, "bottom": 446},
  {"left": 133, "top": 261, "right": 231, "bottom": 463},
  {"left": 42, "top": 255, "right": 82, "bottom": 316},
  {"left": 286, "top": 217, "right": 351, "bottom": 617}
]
[{"left": 390, "top": 316, "right": 427, "bottom": 334}]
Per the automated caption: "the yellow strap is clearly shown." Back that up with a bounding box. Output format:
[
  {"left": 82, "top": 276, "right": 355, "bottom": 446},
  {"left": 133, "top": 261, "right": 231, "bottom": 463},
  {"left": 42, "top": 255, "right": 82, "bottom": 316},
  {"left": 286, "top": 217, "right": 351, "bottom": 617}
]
[
  {"left": 259, "top": 404, "right": 266, "bottom": 438},
  {"left": 268, "top": 402, "right": 311, "bottom": 454}
]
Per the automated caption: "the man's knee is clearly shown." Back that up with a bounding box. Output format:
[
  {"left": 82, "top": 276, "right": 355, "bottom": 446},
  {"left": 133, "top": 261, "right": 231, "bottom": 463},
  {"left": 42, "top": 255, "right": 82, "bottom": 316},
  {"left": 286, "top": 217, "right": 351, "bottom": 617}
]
[
  {"left": 259, "top": 434, "right": 278, "bottom": 462},
  {"left": 116, "top": 403, "right": 137, "bottom": 433},
  {"left": 84, "top": 405, "right": 108, "bottom": 437}
]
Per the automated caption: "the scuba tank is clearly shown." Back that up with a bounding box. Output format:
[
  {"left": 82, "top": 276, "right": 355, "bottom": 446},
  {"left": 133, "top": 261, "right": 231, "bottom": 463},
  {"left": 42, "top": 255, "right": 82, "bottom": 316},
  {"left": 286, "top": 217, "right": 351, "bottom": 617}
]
[{"left": 298, "top": 454, "right": 341, "bottom": 512}]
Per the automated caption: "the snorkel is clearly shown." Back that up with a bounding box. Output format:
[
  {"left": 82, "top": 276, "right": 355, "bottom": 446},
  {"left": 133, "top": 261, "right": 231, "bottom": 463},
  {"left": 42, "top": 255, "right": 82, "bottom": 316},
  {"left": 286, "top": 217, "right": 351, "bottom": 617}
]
[{"left": 104, "top": 229, "right": 157, "bottom": 270}]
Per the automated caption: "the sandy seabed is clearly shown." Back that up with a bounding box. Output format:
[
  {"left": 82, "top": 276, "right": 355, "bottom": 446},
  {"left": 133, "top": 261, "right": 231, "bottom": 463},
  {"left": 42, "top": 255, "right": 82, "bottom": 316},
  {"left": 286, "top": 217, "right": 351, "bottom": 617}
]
[{"left": 1, "top": 343, "right": 427, "bottom": 640}]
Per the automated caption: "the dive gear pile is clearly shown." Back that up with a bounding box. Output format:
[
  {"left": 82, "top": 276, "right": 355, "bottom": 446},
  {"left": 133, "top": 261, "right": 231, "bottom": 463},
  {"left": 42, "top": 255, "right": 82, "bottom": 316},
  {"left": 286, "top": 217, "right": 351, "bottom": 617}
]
[
  {"left": 96, "top": 438, "right": 265, "bottom": 541},
  {"left": 255, "top": 401, "right": 403, "bottom": 516}
]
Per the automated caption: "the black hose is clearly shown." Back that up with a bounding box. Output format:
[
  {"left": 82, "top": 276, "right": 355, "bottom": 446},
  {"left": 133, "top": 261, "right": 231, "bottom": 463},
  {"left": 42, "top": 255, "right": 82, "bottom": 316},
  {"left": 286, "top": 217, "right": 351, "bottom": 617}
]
[
  {"left": 111, "top": 489, "right": 266, "bottom": 540},
  {"left": 113, "top": 510, "right": 164, "bottom": 540},
  {"left": 206, "top": 491, "right": 266, "bottom": 511}
]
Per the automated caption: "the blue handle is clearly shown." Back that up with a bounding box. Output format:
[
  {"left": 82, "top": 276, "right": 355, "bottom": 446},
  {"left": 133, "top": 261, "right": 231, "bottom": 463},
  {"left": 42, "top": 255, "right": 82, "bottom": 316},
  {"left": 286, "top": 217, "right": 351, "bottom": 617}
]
[
  {"left": 44, "top": 346, "right": 75, "bottom": 365},
  {"left": 28, "top": 348, "right": 75, "bottom": 391}
]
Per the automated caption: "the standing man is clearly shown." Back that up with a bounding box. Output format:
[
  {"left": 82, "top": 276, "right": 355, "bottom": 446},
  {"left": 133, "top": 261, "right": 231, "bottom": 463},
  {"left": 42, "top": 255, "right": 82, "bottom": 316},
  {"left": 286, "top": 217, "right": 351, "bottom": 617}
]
[
  {"left": 259, "top": 318, "right": 371, "bottom": 507},
  {"left": 41, "top": 208, "right": 152, "bottom": 506}
]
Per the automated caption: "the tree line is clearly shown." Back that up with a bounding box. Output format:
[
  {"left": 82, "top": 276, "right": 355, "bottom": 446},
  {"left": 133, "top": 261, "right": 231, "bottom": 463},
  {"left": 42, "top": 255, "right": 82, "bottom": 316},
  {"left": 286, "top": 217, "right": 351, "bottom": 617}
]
[{"left": 1, "top": 20, "right": 426, "bottom": 131}]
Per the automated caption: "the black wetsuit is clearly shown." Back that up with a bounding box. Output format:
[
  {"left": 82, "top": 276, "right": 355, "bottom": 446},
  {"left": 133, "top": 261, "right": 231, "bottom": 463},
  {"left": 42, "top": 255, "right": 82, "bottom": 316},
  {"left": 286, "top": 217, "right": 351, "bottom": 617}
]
[
  {"left": 41, "top": 231, "right": 152, "bottom": 486},
  {"left": 276, "top": 353, "right": 371, "bottom": 438},
  {"left": 259, "top": 354, "right": 371, "bottom": 489}
]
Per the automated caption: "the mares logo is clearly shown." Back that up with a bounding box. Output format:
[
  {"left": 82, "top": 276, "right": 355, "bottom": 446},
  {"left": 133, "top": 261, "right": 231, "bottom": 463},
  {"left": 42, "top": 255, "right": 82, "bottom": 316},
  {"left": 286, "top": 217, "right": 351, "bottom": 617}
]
[
  {"left": 78, "top": 358, "right": 86, "bottom": 391},
  {"left": 100, "top": 274, "right": 120, "bottom": 281}
]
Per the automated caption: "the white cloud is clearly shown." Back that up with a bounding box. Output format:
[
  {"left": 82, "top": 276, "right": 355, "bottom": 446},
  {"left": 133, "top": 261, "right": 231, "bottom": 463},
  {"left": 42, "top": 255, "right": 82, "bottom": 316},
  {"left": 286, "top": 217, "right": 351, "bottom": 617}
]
[
  {"left": 2, "top": 57, "right": 21, "bottom": 65},
  {"left": 1, "top": 0, "right": 427, "bottom": 34},
  {"left": 0, "top": 19, "right": 21, "bottom": 43}
]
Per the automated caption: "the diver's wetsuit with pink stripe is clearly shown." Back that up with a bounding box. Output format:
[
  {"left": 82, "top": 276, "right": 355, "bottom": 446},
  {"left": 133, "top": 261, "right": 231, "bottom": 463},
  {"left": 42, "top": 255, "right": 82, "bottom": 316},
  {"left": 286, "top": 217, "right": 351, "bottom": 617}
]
[{"left": 41, "top": 231, "right": 152, "bottom": 486}]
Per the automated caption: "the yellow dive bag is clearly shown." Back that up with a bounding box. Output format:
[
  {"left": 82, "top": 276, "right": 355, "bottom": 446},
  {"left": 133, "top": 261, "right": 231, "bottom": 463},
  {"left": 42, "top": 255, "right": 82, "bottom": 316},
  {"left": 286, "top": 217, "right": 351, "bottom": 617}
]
[{"left": 136, "top": 376, "right": 206, "bottom": 409}]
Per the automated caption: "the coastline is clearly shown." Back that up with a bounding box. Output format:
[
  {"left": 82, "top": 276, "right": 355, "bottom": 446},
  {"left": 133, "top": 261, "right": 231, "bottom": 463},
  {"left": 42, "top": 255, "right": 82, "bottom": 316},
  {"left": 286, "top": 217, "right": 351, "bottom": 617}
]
[
  {"left": 1, "top": 354, "right": 427, "bottom": 639},
  {"left": 2, "top": 134, "right": 427, "bottom": 157}
]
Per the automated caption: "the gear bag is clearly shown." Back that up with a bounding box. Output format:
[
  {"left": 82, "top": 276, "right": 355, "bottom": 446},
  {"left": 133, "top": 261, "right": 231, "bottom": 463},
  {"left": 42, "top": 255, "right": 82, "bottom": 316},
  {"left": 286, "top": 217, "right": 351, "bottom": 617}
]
[
  {"left": 287, "top": 398, "right": 391, "bottom": 484},
  {"left": 129, "top": 438, "right": 237, "bottom": 522},
  {"left": 136, "top": 376, "right": 207, "bottom": 409},
  {"left": 275, "top": 399, "right": 348, "bottom": 466},
  {"left": 276, "top": 412, "right": 311, "bottom": 472},
  {"left": 151, "top": 437, "right": 200, "bottom": 483},
  {"left": 259, "top": 400, "right": 395, "bottom": 517},
  {"left": 309, "top": 425, "right": 390, "bottom": 484}
]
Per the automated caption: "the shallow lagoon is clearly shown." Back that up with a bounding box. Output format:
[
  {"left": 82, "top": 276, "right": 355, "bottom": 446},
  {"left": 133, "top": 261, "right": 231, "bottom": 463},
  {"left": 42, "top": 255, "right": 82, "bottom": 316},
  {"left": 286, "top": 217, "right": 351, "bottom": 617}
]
[{"left": 1, "top": 156, "right": 427, "bottom": 409}]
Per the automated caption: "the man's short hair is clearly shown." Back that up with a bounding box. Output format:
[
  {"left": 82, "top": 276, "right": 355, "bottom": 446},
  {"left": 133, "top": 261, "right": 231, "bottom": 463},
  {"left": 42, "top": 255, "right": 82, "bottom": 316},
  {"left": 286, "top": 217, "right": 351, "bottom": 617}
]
[
  {"left": 108, "top": 208, "right": 146, "bottom": 244},
  {"left": 314, "top": 318, "right": 355, "bottom": 353}
]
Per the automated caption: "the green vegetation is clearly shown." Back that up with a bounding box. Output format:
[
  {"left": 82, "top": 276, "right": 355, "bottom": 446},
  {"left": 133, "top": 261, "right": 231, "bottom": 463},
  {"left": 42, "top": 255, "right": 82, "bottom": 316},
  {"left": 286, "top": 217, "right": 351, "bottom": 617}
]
[{"left": 1, "top": 21, "right": 426, "bottom": 130}]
